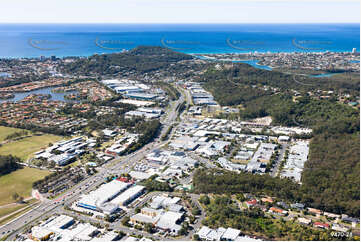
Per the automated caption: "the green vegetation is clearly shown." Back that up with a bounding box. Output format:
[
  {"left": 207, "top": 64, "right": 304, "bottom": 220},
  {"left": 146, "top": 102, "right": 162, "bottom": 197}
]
[
  {"left": 1, "top": 122, "right": 69, "bottom": 136},
  {"left": 325, "top": 72, "right": 360, "bottom": 93},
  {"left": 0, "top": 167, "right": 50, "bottom": 205},
  {"left": 0, "top": 203, "right": 37, "bottom": 226},
  {"left": 302, "top": 131, "right": 359, "bottom": 216},
  {"left": 176, "top": 101, "right": 186, "bottom": 117},
  {"left": 240, "top": 96, "right": 359, "bottom": 217},
  {"left": 4, "top": 130, "right": 29, "bottom": 141},
  {"left": 197, "top": 62, "right": 360, "bottom": 217},
  {"left": 193, "top": 169, "right": 300, "bottom": 202},
  {"left": 33, "top": 167, "right": 83, "bottom": 195},
  {"left": 199, "top": 63, "right": 359, "bottom": 101},
  {"left": 0, "top": 198, "right": 37, "bottom": 220},
  {"left": 155, "top": 82, "right": 180, "bottom": 101},
  {"left": 0, "top": 134, "right": 62, "bottom": 161},
  {"left": 139, "top": 175, "right": 172, "bottom": 192},
  {"left": 0, "top": 203, "right": 27, "bottom": 218},
  {"left": 238, "top": 95, "right": 359, "bottom": 129},
  {"left": 202, "top": 75, "right": 269, "bottom": 107},
  {"left": 121, "top": 216, "right": 131, "bottom": 227},
  {"left": 0, "top": 126, "right": 28, "bottom": 142},
  {"left": 202, "top": 195, "right": 336, "bottom": 240},
  {"left": 199, "top": 195, "right": 211, "bottom": 205},
  {"left": 60, "top": 46, "right": 193, "bottom": 75},
  {"left": 126, "top": 120, "right": 161, "bottom": 153},
  {"left": 0, "top": 155, "right": 21, "bottom": 176},
  {"left": 161, "top": 125, "right": 174, "bottom": 141}
]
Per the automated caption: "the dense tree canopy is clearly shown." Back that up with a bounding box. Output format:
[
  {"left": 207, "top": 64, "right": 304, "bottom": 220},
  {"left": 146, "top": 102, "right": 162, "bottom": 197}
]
[
  {"left": 60, "top": 46, "right": 193, "bottom": 75},
  {"left": 198, "top": 63, "right": 360, "bottom": 217},
  {"left": 202, "top": 195, "right": 337, "bottom": 240},
  {"left": 193, "top": 169, "right": 301, "bottom": 201},
  {"left": 0, "top": 155, "right": 21, "bottom": 176},
  {"left": 199, "top": 63, "right": 360, "bottom": 100}
]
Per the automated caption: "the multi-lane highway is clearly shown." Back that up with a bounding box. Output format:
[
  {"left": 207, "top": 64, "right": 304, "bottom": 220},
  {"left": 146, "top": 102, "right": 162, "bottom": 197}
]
[{"left": 0, "top": 86, "right": 187, "bottom": 241}]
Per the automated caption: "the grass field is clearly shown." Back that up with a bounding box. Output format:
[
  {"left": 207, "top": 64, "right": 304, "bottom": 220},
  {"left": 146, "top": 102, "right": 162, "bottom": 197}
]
[
  {"left": 0, "top": 199, "right": 37, "bottom": 218},
  {"left": 0, "top": 126, "right": 25, "bottom": 142},
  {"left": 0, "top": 203, "right": 38, "bottom": 226},
  {"left": 0, "top": 203, "right": 28, "bottom": 218},
  {"left": 0, "top": 167, "right": 51, "bottom": 206},
  {"left": 0, "top": 134, "right": 62, "bottom": 161}
]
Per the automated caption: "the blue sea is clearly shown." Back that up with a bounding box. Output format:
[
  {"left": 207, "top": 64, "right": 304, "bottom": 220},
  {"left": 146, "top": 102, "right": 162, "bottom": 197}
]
[{"left": 0, "top": 23, "right": 359, "bottom": 58}]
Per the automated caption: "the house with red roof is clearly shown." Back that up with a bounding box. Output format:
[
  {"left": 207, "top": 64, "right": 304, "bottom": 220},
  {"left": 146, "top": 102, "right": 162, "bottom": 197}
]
[
  {"left": 245, "top": 199, "right": 257, "bottom": 208},
  {"left": 269, "top": 207, "right": 288, "bottom": 216},
  {"left": 313, "top": 222, "right": 330, "bottom": 229}
]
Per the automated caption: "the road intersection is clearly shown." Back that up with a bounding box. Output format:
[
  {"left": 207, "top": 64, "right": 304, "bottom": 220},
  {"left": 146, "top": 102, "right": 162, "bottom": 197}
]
[{"left": 0, "top": 86, "right": 189, "bottom": 241}]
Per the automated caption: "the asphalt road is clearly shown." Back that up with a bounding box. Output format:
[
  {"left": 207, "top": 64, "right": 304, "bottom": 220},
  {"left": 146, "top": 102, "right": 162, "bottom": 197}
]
[
  {"left": 0, "top": 90, "right": 186, "bottom": 241},
  {"left": 270, "top": 144, "right": 288, "bottom": 177}
]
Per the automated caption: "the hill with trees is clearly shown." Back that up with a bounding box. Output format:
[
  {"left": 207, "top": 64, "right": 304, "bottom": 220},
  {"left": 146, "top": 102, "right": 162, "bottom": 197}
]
[
  {"left": 198, "top": 63, "right": 359, "bottom": 106},
  {"left": 59, "top": 46, "right": 193, "bottom": 75}
]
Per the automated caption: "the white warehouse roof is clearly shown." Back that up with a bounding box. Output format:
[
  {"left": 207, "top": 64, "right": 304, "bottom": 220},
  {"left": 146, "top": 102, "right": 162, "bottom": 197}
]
[
  {"left": 78, "top": 180, "right": 130, "bottom": 209},
  {"left": 111, "top": 185, "right": 145, "bottom": 206},
  {"left": 222, "top": 228, "right": 241, "bottom": 240}
]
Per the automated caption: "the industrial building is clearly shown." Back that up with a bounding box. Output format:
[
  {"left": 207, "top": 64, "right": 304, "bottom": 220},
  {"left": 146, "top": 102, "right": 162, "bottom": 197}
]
[
  {"left": 30, "top": 215, "right": 75, "bottom": 241},
  {"left": 125, "top": 110, "right": 161, "bottom": 120},
  {"left": 124, "top": 93, "right": 157, "bottom": 101},
  {"left": 280, "top": 141, "right": 309, "bottom": 182},
  {"left": 105, "top": 134, "right": 139, "bottom": 155},
  {"left": 130, "top": 208, "right": 184, "bottom": 234},
  {"left": 77, "top": 180, "right": 130, "bottom": 213},
  {"left": 196, "top": 226, "right": 256, "bottom": 241},
  {"left": 110, "top": 185, "right": 145, "bottom": 206},
  {"left": 114, "top": 85, "right": 143, "bottom": 94},
  {"left": 34, "top": 137, "right": 88, "bottom": 166},
  {"left": 129, "top": 195, "right": 185, "bottom": 234}
]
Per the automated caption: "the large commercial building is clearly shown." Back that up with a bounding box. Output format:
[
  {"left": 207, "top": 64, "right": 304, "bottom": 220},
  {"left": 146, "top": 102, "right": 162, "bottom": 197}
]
[
  {"left": 110, "top": 185, "right": 145, "bottom": 206},
  {"left": 34, "top": 137, "right": 87, "bottom": 166},
  {"left": 125, "top": 110, "right": 161, "bottom": 120},
  {"left": 77, "top": 180, "right": 130, "bottom": 213},
  {"left": 123, "top": 93, "right": 158, "bottom": 101},
  {"left": 31, "top": 215, "right": 75, "bottom": 241}
]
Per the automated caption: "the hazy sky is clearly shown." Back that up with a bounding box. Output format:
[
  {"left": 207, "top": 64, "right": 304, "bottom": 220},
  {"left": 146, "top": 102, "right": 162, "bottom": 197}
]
[{"left": 0, "top": 0, "right": 359, "bottom": 23}]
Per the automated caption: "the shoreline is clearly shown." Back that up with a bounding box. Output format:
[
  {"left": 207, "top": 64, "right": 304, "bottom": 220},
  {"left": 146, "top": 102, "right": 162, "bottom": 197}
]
[{"left": 0, "top": 49, "right": 358, "bottom": 59}]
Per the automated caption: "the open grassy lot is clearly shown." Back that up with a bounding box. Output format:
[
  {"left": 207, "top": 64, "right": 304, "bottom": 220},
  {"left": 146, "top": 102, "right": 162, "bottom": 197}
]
[
  {"left": 0, "top": 203, "right": 28, "bottom": 218},
  {"left": 0, "top": 167, "right": 51, "bottom": 206},
  {"left": 0, "top": 126, "right": 25, "bottom": 142},
  {"left": 0, "top": 202, "right": 38, "bottom": 226},
  {"left": 0, "top": 198, "right": 37, "bottom": 218},
  {"left": 0, "top": 134, "right": 62, "bottom": 161},
  {"left": 231, "top": 159, "right": 249, "bottom": 165}
]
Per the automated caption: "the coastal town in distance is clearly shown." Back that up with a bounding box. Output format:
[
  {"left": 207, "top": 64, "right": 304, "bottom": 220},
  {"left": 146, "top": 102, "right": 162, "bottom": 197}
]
[{"left": 0, "top": 1, "right": 360, "bottom": 242}]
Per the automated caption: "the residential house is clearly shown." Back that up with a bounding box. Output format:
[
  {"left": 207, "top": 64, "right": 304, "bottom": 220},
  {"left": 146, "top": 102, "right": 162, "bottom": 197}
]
[
  {"left": 246, "top": 199, "right": 257, "bottom": 208},
  {"left": 313, "top": 222, "right": 330, "bottom": 229}
]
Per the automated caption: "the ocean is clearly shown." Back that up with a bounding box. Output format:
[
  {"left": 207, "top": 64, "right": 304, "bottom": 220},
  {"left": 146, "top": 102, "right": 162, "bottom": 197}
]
[{"left": 0, "top": 23, "right": 359, "bottom": 58}]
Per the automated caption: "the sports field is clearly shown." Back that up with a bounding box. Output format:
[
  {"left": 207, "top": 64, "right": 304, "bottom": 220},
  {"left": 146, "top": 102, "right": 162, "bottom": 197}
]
[
  {"left": 0, "top": 167, "right": 50, "bottom": 206},
  {"left": 0, "top": 133, "right": 62, "bottom": 161}
]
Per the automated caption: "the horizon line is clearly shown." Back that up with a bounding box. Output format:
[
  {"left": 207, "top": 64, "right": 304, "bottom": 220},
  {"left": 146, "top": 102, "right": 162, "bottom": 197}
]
[{"left": 0, "top": 22, "right": 359, "bottom": 25}]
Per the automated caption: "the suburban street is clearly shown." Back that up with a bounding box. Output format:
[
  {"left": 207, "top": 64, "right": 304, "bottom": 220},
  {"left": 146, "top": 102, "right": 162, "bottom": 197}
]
[
  {"left": 270, "top": 144, "right": 288, "bottom": 177},
  {"left": 0, "top": 87, "right": 187, "bottom": 240}
]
